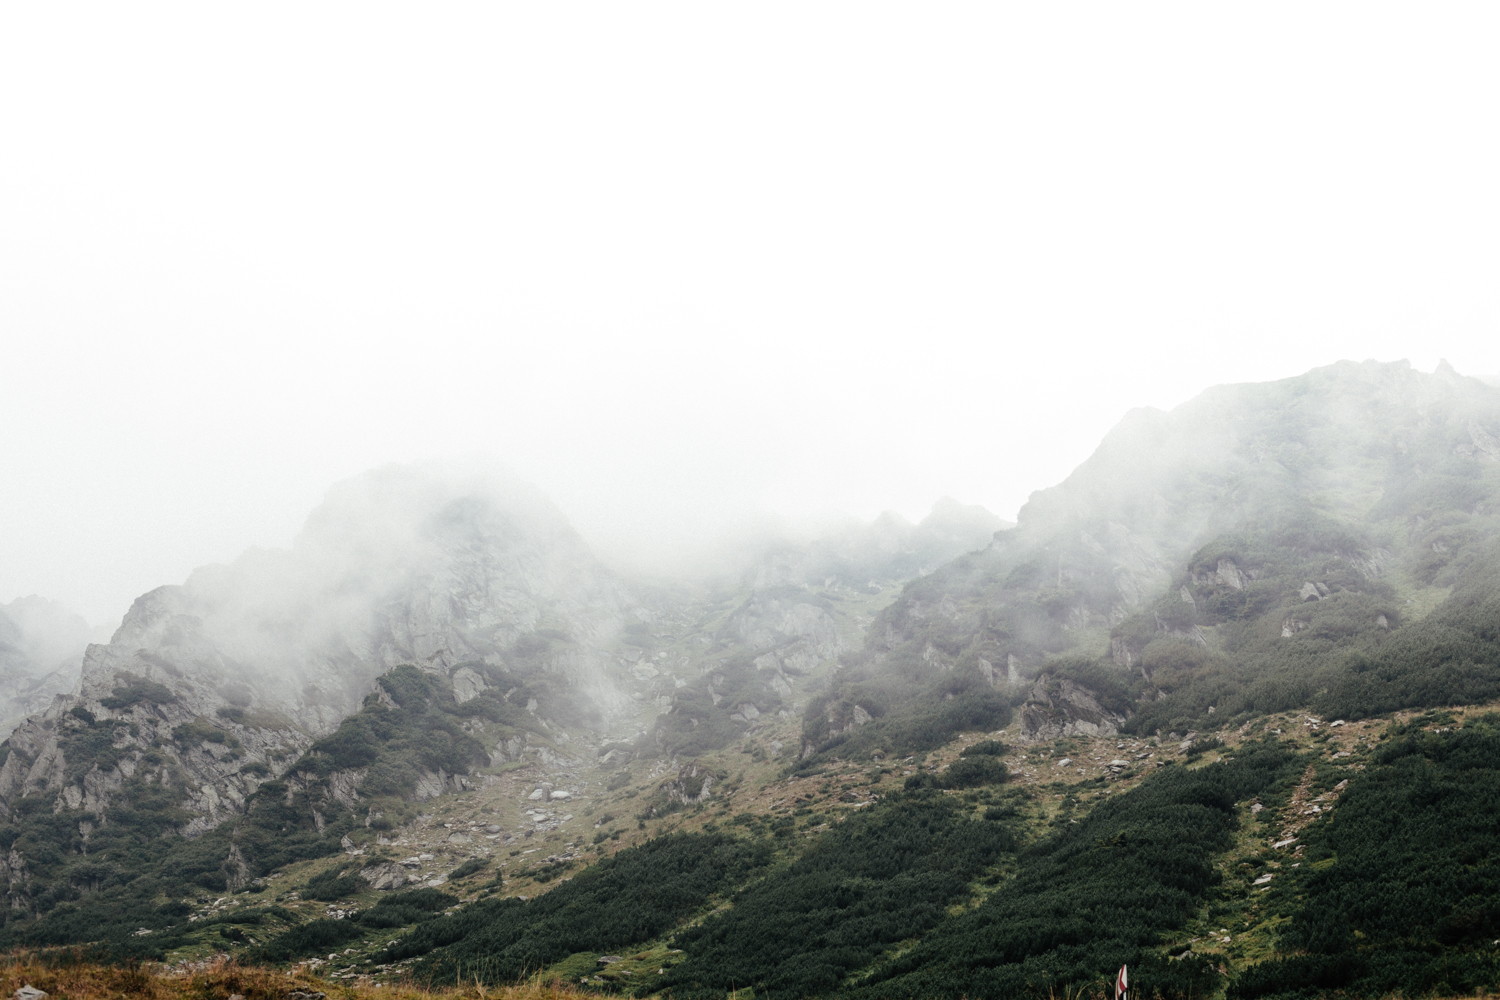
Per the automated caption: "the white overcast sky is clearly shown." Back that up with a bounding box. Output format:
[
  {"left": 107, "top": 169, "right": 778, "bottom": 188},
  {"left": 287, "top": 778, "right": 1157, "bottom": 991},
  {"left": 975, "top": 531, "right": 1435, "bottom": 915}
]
[{"left": 3, "top": 3, "right": 1500, "bottom": 624}]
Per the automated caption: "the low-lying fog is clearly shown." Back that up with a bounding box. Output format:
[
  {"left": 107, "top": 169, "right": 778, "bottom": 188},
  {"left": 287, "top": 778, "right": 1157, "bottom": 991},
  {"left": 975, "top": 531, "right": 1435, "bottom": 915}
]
[{"left": 4, "top": 7, "right": 1500, "bottom": 629}]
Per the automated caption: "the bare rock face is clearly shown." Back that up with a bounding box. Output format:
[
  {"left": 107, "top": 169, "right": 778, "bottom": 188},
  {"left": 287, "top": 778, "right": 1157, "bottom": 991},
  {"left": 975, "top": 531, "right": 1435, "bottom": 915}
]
[
  {"left": 1018, "top": 675, "right": 1127, "bottom": 742},
  {"left": 734, "top": 593, "right": 844, "bottom": 676},
  {"left": 648, "top": 762, "right": 716, "bottom": 812},
  {"left": 359, "top": 862, "right": 412, "bottom": 891},
  {"left": 0, "top": 461, "right": 637, "bottom": 833}
]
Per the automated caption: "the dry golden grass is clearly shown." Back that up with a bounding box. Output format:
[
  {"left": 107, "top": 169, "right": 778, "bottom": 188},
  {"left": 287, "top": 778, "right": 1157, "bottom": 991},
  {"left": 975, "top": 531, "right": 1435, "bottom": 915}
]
[
  {"left": 3, "top": 952, "right": 1498, "bottom": 1000},
  {"left": 0, "top": 951, "right": 595, "bottom": 1000}
]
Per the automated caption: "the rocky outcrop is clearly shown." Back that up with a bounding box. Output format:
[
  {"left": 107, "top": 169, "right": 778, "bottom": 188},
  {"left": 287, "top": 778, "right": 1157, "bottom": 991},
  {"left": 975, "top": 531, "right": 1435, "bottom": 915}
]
[
  {"left": 1018, "top": 675, "right": 1127, "bottom": 742},
  {"left": 359, "top": 861, "right": 414, "bottom": 891},
  {"left": 651, "top": 762, "right": 716, "bottom": 812},
  {"left": 2, "top": 847, "right": 31, "bottom": 910},
  {"left": 733, "top": 594, "right": 844, "bottom": 675},
  {"left": 1467, "top": 420, "right": 1500, "bottom": 462},
  {"left": 975, "top": 655, "right": 1023, "bottom": 688},
  {"left": 0, "top": 676, "right": 312, "bottom": 832}
]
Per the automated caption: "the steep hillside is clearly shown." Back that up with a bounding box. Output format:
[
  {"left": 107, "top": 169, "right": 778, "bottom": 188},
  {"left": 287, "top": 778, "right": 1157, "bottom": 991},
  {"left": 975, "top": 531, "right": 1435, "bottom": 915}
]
[
  {"left": 598, "top": 498, "right": 1009, "bottom": 763},
  {"left": 6, "top": 360, "right": 1500, "bottom": 1000},
  {"left": 0, "top": 465, "right": 1003, "bottom": 947},
  {"left": 0, "top": 463, "right": 655, "bottom": 862},
  {"left": 801, "top": 359, "right": 1500, "bottom": 763}
]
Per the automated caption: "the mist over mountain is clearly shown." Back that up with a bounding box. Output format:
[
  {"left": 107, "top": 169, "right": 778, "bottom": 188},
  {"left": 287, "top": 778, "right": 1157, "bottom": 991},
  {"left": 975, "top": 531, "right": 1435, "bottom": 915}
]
[
  {"left": 0, "top": 460, "right": 1007, "bottom": 845},
  {"left": 85, "top": 462, "right": 632, "bottom": 727},
  {"left": 802, "top": 358, "right": 1500, "bottom": 762},
  {"left": 3, "top": 360, "right": 1500, "bottom": 1000},
  {"left": 735, "top": 499, "right": 1011, "bottom": 592},
  {"left": 0, "top": 597, "right": 108, "bottom": 736}
]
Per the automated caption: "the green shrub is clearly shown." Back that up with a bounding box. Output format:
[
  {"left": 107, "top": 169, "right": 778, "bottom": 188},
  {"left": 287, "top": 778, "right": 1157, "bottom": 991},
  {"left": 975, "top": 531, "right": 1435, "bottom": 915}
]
[
  {"left": 906, "top": 755, "right": 1008, "bottom": 791},
  {"left": 302, "top": 866, "right": 364, "bottom": 901},
  {"left": 845, "top": 744, "right": 1298, "bottom": 1000},
  {"left": 247, "top": 917, "right": 364, "bottom": 963},
  {"left": 171, "top": 718, "right": 239, "bottom": 749},
  {"left": 397, "top": 833, "right": 772, "bottom": 984},
  {"left": 448, "top": 858, "right": 487, "bottom": 880},
  {"left": 657, "top": 792, "right": 1015, "bottom": 1000},
  {"left": 98, "top": 674, "right": 177, "bottom": 710}
]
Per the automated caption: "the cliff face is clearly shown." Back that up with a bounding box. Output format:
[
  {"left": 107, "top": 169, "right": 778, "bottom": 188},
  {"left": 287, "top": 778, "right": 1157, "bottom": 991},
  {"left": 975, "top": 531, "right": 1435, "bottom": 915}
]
[{"left": 0, "top": 462, "right": 637, "bottom": 830}]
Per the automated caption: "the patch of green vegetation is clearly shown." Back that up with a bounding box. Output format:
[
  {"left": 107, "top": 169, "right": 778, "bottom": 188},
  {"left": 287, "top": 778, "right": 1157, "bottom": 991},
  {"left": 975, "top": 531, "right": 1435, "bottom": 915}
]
[
  {"left": 447, "top": 858, "right": 488, "bottom": 880},
  {"left": 246, "top": 917, "right": 363, "bottom": 963},
  {"left": 394, "top": 832, "right": 773, "bottom": 984},
  {"left": 656, "top": 790, "right": 1015, "bottom": 1000},
  {"left": 302, "top": 865, "right": 365, "bottom": 901},
  {"left": 172, "top": 718, "right": 241, "bottom": 749},
  {"left": 840, "top": 743, "right": 1299, "bottom": 1000},
  {"left": 98, "top": 674, "right": 177, "bottom": 710},
  {"left": 903, "top": 755, "right": 1008, "bottom": 791},
  {"left": 798, "top": 664, "right": 1013, "bottom": 769},
  {"left": 246, "top": 888, "right": 456, "bottom": 963},
  {"left": 1230, "top": 715, "right": 1500, "bottom": 999}
]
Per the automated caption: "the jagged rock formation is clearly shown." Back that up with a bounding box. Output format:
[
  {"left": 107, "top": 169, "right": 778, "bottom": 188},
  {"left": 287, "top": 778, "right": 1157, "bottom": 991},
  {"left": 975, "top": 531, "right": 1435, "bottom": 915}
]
[
  {"left": 0, "top": 462, "right": 639, "bottom": 833},
  {"left": 1017, "top": 675, "right": 1126, "bottom": 742},
  {"left": 737, "top": 590, "right": 845, "bottom": 688},
  {"left": 807, "top": 359, "right": 1500, "bottom": 758}
]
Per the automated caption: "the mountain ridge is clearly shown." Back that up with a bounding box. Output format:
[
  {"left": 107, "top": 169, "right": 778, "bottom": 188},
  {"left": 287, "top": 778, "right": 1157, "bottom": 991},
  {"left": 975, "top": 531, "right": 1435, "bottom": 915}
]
[
  {"left": 3, "top": 359, "right": 1500, "bottom": 1000},
  {"left": 793, "top": 358, "right": 1500, "bottom": 765}
]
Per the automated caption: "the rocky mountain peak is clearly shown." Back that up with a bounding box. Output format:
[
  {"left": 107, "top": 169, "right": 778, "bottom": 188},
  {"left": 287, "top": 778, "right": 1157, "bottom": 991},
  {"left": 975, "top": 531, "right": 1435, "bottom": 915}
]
[{"left": 0, "top": 461, "right": 637, "bottom": 830}]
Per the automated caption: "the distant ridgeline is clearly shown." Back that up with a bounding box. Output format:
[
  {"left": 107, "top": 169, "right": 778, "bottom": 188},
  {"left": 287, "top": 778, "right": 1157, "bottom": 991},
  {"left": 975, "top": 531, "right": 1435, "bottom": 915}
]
[{"left": 800, "top": 360, "right": 1500, "bottom": 762}]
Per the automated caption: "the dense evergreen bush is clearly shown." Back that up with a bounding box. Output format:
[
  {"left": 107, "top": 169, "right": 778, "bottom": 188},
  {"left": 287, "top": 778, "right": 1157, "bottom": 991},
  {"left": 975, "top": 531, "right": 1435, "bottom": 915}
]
[
  {"left": 904, "top": 755, "right": 1008, "bottom": 790},
  {"left": 656, "top": 791, "right": 1015, "bottom": 1000},
  {"left": 399, "top": 832, "right": 772, "bottom": 984},
  {"left": 842, "top": 746, "right": 1298, "bottom": 1000},
  {"left": 1230, "top": 716, "right": 1500, "bottom": 999},
  {"left": 247, "top": 917, "right": 365, "bottom": 963},
  {"left": 302, "top": 866, "right": 366, "bottom": 901}
]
